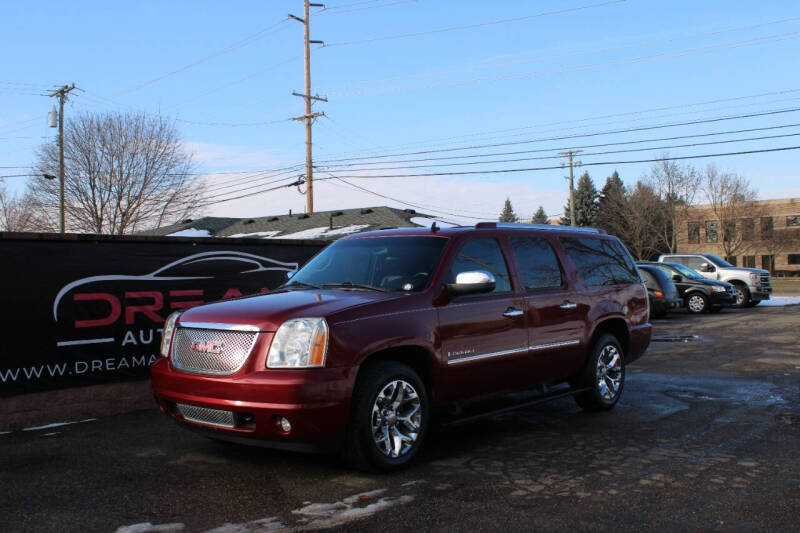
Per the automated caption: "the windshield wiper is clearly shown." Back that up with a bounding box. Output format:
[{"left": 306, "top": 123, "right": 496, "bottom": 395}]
[
  {"left": 321, "top": 281, "right": 388, "bottom": 292},
  {"left": 278, "top": 280, "right": 321, "bottom": 290}
]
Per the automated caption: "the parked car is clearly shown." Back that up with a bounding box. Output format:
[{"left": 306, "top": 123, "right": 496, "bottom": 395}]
[
  {"left": 152, "top": 222, "right": 651, "bottom": 471},
  {"left": 658, "top": 253, "right": 772, "bottom": 308},
  {"left": 636, "top": 264, "right": 682, "bottom": 318},
  {"left": 640, "top": 261, "right": 736, "bottom": 313}
]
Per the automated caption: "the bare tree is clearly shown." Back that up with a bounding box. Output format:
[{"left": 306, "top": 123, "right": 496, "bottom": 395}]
[
  {"left": 0, "top": 184, "right": 36, "bottom": 232},
  {"left": 622, "top": 182, "right": 668, "bottom": 260},
  {"left": 701, "top": 164, "right": 764, "bottom": 259},
  {"left": 646, "top": 155, "right": 701, "bottom": 253},
  {"left": 28, "top": 111, "right": 205, "bottom": 234}
]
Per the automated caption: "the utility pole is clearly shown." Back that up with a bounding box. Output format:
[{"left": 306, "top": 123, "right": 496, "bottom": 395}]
[
  {"left": 290, "top": 1, "right": 326, "bottom": 214},
  {"left": 49, "top": 84, "right": 76, "bottom": 234},
  {"left": 559, "top": 149, "right": 582, "bottom": 226}
]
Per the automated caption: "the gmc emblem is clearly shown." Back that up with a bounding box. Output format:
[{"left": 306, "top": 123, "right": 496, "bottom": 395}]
[{"left": 189, "top": 341, "right": 223, "bottom": 354}]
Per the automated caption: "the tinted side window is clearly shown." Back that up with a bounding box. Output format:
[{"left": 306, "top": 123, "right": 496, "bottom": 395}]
[
  {"left": 449, "top": 238, "right": 511, "bottom": 293},
  {"left": 560, "top": 237, "right": 640, "bottom": 286},
  {"left": 685, "top": 256, "right": 705, "bottom": 271},
  {"left": 510, "top": 236, "right": 563, "bottom": 290}
]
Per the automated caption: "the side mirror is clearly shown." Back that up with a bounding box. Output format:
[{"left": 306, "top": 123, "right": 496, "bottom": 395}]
[
  {"left": 672, "top": 274, "right": 683, "bottom": 282},
  {"left": 286, "top": 270, "right": 296, "bottom": 280},
  {"left": 446, "top": 270, "right": 496, "bottom": 296},
  {"left": 700, "top": 262, "right": 713, "bottom": 272}
]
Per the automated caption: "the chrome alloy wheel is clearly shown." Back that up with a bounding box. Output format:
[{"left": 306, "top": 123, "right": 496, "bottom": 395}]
[
  {"left": 687, "top": 294, "right": 706, "bottom": 313},
  {"left": 595, "top": 345, "right": 623, "bottom": 401},
  {"left": 370, "top": 379, "right": 422, "bottom": 458}
]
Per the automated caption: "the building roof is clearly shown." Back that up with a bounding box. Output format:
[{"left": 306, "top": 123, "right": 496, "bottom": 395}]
[{"left": 138, "top": 206, "right": 440, "bottom": 241}]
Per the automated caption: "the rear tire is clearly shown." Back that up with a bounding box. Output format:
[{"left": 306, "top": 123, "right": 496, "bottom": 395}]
[
  {"left": 343, "top": 362, "right": 429, "bottom": 472},
  {"left": 686, "top": 293, "right": 709, "bottom": 314},
  {"left": 574, "top": 333, "right": 625, "bottom": 411}
]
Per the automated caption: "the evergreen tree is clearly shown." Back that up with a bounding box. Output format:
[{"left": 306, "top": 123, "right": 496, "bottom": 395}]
[
  {"left": 498, "top": 198, "right": 518, "bottom": 222},
  {"left": 531, "top": 206, "right": 548, "bottom": 224},
  {"left": 573, "top": 172, "right": 599, "bottom": 226},
  {"left": 594, "top": 171, "right": 627, "bottom": 234}
]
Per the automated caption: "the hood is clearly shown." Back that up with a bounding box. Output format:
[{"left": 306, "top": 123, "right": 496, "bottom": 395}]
[
  {"left": 703, "top": 278, "right": 734, "bottom": 289},
  {"left": 177, "top": 289, "right": 396, "bottom": 331},
  {"left": 721, "top": 266, "right": 768, "bottom": 275}
]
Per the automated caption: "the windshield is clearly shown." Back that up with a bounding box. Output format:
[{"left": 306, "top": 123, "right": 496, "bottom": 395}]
[
  {"left": 703, "top": 254, "right": 733, "bottom": 267},
  {"left": 663, "top": 263, "right": 703, "bottom": 280},
  {"left": 287, "top": 236, "right": 448, "bottom": 292}
]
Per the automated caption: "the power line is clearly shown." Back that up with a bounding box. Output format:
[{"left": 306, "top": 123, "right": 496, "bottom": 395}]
[
  {"left": 175, "top": 117, "right": 292, "bottom": 127},
  {"left": 311, "top": 88, "right": 800, "bottom": 160},
  {"left": 314, "top": 145, "right": 800, "bottom": 180},
  {"left": 320, "top": 129, "right": 800, "bottom": 172},
  {"left": 324, "top": 0, "right": 626, "bottom": 47},
  {"left": 317, "top": 106, "right": 800, "bottom": 163}
]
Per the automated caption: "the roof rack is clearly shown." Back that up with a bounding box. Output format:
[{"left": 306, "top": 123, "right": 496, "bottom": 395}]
[{"left": 474, "top": 222, "right": 605, "bottom": 234}]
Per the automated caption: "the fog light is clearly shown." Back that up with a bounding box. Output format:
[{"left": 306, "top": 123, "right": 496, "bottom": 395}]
[{"left": 277, "top": 417, "right": 292, "bottom": 433}]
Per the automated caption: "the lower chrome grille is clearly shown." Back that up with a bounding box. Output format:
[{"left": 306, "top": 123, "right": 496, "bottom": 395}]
[
  {"left": 176, "top": 403, "right": 235, "bottom": 428},
  {"left": 171, "top": 326, "right": 258, "bottom": 376}
]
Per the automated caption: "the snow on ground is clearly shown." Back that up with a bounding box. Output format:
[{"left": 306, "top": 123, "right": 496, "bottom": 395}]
[
  {"left": 21, "top": 418, "right": 96, "bottom": 432},
  {"left": 166, "top": 228, "right": 211, "bottom": 237},
  {"left": 410, "top": 217, "right": 458, "bottom": 228},
  {"left": 273, "top": 224, "right": 370, "bottom": 240},
  {"left": 227, "top": 230, "right": 280, "bottom": 239},
  {"left": 759, "top": 296, "right": 800, "bottom": 306}
]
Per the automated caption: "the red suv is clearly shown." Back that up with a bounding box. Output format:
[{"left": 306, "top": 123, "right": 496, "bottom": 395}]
[{"left": 152, "top": 223, "right": 651, "bottom": 470}]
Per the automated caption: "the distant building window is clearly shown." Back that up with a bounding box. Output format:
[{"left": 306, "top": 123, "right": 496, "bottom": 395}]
[
  {"left": 761, "top": 217, "right": 774, "bottom": 239},
  {"left": 787, "top": 215, "right": 800, "bottom": 227},
  {"left": 742, "top": 255, "right": 755, "bottom": 268},
  {"left": 741, "top": 218, "right": 754, "bottom": 241},
  {"left": 726, "top": 256, "right": 737, "bottom": 266},
  {"left": 705, "top": 221, "right": 718, "bottom": 243},
  {"left": 789, "top": 254, "right": 800, "bottom": 265},
  {"left": 722, "top": 219, "right": 736, "bottom": 245},
  {"left": 761, "top": 255, "right": 774, "bottom": 272},
  {"left": 687, "top": 222, "right": 700, "bottom": 244}
]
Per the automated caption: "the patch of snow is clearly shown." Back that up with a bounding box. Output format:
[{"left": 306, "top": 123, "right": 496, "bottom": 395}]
[
  {"left": 410, "top": 216, "right": 457, "bottom": 228},
  {"left": 758, "top": 296, "right": 800, "bottom": 307},
  {"left": 227, "top": 230, "right": 280, "bottom": 239},
  {"left": 292, "top": 488, "right": 414, "bottom": 528},
  {"left": 205, "top": 517, "right": 284, "bottom": 533},
  {"left": 114, "top": 523, "right": 185, "bottom": 533},
  {"left": 22, "top": 418, "right": 96, "bottom": 432},
  {"left": 0, "top": 430, "right": 11, "bottom": 435},
  {"left": 274, "top": 224, "right": 370, "bottom": 240},
  {"left": 167, "top": 228, "right": 211, "bottom": 237},
  {"left": 42, "top": 432, "right": 60, "bottom": 437}
]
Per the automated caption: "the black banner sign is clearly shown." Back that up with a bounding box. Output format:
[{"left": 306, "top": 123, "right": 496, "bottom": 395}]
[{"left": 0, "top": 234, "right": 326, "bottom": 397}]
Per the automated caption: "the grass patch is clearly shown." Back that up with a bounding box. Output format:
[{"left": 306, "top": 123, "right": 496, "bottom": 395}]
[{"left": 771, "top": 278, "right": 800, "bottom": 296}]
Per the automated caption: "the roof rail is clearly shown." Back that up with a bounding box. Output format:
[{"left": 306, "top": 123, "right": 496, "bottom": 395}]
[{"left": 474, "top": 222, "right": 605, "bottom": 234}]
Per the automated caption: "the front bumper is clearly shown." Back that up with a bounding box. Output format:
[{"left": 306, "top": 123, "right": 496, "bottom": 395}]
[
  {"left": 709, "top": 291, "right": 737, "bottom": 307},
  {"left": 151, "top": 358, "right": 356, "bottom": 446}
]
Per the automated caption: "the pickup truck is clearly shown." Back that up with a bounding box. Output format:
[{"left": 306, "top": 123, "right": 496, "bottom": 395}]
[
  {"left": 152, "top": 223, "right": 651, "bottom": 470},
  {"left": 658, "top": 253, "right": 772, "bottom": 308}
]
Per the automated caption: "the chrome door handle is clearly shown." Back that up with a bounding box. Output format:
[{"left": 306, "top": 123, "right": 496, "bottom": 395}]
[
  {"left": 559, "top": 302, "right": 577, "bottom": 310},
  {"left": 503, "top": 308, "right": 524, "bottom": 318}
]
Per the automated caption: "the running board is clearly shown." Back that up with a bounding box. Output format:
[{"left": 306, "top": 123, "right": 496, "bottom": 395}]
[{"left": 441, "top": 386, "right": 591, "bottom": 429}]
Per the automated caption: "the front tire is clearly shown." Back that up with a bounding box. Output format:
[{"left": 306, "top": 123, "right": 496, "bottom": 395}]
[
  {"left": 686, "top": 293, "right": 709, "bottom": 314},
  {"left": 574, "top": 334, "right": 625, "bottom": 411},
  {"left": 732, "top": 282, "right": 750, "bottom": 308},
  {"left": 745, "top": 299, "right": 760, "bottom": 307},
  {"left": 344, "top": 362, "right": 428, "bottom": 472}
]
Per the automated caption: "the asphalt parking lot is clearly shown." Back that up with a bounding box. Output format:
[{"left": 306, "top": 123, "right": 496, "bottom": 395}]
[{"left": 1, "top": 305, "right": 798, "bottom": 533}]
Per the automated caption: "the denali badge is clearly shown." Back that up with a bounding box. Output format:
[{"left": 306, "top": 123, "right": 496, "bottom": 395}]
[{"left": 190, "top": 341, "right": 223, "bottom": 354}]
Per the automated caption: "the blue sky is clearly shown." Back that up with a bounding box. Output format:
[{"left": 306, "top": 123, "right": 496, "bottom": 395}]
[{"left": 1, "top": 0, "right": 799, "bottom": 223}]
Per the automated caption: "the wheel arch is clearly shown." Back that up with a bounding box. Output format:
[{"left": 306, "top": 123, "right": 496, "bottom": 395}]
[
  {"left": 354, "top": 345, "right": 437, "bottom": 401},
  {"left": 588, "top": 317, "right": 630, "bottom": 360}
]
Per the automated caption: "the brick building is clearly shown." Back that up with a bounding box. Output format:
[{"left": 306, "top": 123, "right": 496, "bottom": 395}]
[{"left": 677, "top": 197, "right": 800, "bottom": 275}]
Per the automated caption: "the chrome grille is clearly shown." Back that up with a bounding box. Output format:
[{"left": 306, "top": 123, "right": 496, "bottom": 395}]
[
  {"left": 176, "top": 403, "right": 235, "bottom": 428},
  {"left": 760, "top": 274, "right": 772, "bottom": 289},
  {"left": 171, "top": 326, "right": 258, "bottom": 376}
]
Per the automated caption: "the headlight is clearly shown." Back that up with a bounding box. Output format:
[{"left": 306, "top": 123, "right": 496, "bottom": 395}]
[
  {"left": 712, "top": 285, "right": 727, "bottom": 293},
  {"left": 160, "top": 311, "right": 181, "bottom": 357},
  {"left": 267, "top": 318, "right": 328, "bottom": 368},
  {"left": 749, "top": 273, "right": 759, "bottom": 280}
]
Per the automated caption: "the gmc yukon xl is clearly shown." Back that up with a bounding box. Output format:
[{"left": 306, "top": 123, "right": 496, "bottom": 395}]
[{"left": 152, "top": 223, "right": 651, "bottom": 470}]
